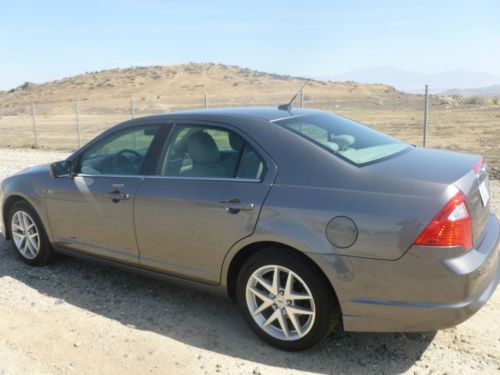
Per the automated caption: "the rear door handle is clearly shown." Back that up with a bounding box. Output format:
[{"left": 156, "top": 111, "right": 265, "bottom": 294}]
[{"left": 219, "top": 199, "right": 254, "bottom": 213}]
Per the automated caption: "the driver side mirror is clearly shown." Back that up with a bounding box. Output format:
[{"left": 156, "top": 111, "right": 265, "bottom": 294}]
[{"left": 50, "top": 160, "right": 73, "bottom": 178}]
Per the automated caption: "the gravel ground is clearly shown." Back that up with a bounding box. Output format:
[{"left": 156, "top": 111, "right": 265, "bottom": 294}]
[{"left": 0, "top": 147, "right": 498, "bottom": 375}]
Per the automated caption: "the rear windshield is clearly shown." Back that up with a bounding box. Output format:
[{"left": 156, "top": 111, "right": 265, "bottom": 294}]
[{"left": 274, "top": 113, "right": 409, "bottom": 166}]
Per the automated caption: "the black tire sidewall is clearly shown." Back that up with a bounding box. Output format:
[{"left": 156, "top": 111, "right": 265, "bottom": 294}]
[
  {"left": 236, "top": 248, "right": 338, "bottom": 351},
  {"left": 8, "top": 201, "right": 52, "bottom": 266}
]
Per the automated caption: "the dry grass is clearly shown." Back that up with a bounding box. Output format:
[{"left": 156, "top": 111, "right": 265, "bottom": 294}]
[{"left": 0, "top": 63, "right": 498, "bottom": 175}]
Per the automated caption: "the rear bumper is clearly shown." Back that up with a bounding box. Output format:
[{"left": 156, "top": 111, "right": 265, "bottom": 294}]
[{"left": 324, "top": 214, "right": 500, "bottom": 332}]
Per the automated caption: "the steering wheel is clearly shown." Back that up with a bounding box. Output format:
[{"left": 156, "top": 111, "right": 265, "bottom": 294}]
[{"left": 112, "top": 149, "right": 142, "bottom": 172}]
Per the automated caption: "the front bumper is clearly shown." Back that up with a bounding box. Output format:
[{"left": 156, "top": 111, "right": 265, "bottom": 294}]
[{"left": 319, "top": 213, "right": 500, "bottom": 332}]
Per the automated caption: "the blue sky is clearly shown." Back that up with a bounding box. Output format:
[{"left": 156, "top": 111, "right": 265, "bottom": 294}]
[{"left": 1, "top": 0, "right": 499, "bottom": 90}]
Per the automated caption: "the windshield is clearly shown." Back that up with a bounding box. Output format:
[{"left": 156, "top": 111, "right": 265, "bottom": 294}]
[{"left": 274, "top": 113, "right": 409, "bottom": 166}]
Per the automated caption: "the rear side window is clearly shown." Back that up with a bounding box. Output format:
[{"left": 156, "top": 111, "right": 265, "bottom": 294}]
[
  {"left": 158, "top": 124, "right": 265, "bottom": 180},
  {"left": 238, "top": 146, "right": 265, "bottom": 179},
  {"left": 275, "top": 113, "right": 409, "bottom": 165}
]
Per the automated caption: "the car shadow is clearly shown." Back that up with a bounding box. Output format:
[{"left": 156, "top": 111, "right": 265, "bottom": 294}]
[{"left": 0, "top": 236, "right": 435, "bottom": 374}]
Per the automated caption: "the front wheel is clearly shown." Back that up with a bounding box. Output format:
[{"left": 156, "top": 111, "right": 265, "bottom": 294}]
[
  {"left": 236, "top": 248, "right": 339, "bottom": 351},
  {"left": 8, "top": 200, "right": 54, "bottom": 266}
]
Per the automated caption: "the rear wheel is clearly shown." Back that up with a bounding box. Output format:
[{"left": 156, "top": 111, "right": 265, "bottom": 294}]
[
  {"left": 236, "top": 248, "right": 339, "bottom": 351},
  {"left": 8, "top": 201, "right": 54, "bottom": 266}
]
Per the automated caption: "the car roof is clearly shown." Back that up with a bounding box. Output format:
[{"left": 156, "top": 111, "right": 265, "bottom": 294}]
[{"left": 138, "top": 106, "right": 322, "bottom": 123}]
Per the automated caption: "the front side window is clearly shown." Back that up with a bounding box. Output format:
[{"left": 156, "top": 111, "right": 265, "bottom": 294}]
[
  {"left": 158, "top": 124, "right": 265, "bottom": 180},
  {"left": 78, "top": 125, "right": 161, "bottom": 175},
  {"left": 275, "top": 114, "right": 409, "bottom": 165}
]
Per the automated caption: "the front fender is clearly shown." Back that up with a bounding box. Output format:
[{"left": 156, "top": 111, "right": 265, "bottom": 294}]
[{"left": 1, "top": 167, "right": 53, "bottom": 241}]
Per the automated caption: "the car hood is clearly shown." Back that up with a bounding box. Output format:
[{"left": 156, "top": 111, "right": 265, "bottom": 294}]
[{"left": 14, "top": 164, "right": 51, "bottom": 177}]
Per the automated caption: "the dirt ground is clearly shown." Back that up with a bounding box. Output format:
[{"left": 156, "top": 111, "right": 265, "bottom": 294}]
[{"left": 0, "top": 148, "right": 498, "bottom": 375}]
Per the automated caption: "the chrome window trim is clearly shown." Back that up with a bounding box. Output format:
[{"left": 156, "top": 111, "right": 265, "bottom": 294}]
[
  {"left": 74, "top": 173, "right": 262, "bottom": 183},
  {"left": 269, "top": 114, "right": 311, "bottom": 123},
  {"left": 144, "top": 175, "right": 262, "bottom": 183},
  {"left": 76, "top": 174, "right": 145, "bottom": 179}
]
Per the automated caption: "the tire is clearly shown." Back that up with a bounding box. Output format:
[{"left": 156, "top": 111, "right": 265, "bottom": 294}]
[
  {"left": 8, "top": 200, "right": 54, "bottom": 266},
  {"left": 236, "top": 247, "right": 339, "bottom": 351}
]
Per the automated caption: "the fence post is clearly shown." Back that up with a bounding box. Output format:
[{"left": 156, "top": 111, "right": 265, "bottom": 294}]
[
  {"left": 423, "top": 84, "right": 429, "bottom": 147},
  {"left": 300, "top": 88, "right": 304, "bottom": 108},
  {"left": 31, "top": 103, "right": 38, "bottom": 148},
  {"left": 130, "top": 97, "right": 136, "bottom": 119},
  {"left": 130, "top": 97, "right": 138, "bottom": 149},
  {"left": 204, "top": 93, "right": 208, "bottom": 109},
  {"left": 74, "top": 101, "right": 81, "bottom": 148}
]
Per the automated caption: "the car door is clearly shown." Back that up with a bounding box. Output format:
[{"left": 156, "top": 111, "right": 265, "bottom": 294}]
[
  {"left": 134, "top": 121, "right": 277, "bottom": 284},
  {"left": 46, "top": 123, "right": 165, "bottom": 263}
]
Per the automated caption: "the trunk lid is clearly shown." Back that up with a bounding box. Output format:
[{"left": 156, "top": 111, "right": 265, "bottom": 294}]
[{"left": 365, "top": 147, "right": 490, "bottom": 247}]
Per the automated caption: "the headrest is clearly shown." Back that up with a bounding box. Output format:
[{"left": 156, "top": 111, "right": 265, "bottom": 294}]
[
  {"left": 186, "top": 132, "right": 220, "bottom": 164},
  {"left": 331, "top": 135, "right": 355, "bottom": 151}
]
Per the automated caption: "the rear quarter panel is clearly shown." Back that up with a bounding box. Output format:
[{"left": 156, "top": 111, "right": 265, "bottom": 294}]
[{"left": 248, "top": 181, "right": 453, "bottom": 260}]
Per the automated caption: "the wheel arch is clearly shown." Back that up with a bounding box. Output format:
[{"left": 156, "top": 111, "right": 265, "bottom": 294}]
[
  {"left": 224, "top": 241, "right": 342, "bottom": 316},
  {"left": 2, "top": 194, "right": 34, "bottom": 240}
]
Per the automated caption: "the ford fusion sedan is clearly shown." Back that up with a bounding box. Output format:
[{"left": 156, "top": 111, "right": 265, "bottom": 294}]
[{"left": 1, "top": 107, "right": 498, "bottom": 351}]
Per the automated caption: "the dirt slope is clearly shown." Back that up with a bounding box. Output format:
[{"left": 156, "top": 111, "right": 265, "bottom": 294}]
[{"left": 0, "top": 63, "right": 409, "bottom": 113}]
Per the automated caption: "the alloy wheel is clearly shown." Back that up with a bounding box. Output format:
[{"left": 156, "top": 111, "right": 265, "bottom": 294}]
[
  {"left": 245, "top": 265, "right": 316, "bottom": 341},
  {"left": 11, "top": 210, "right": 40, "bottom": 260}
]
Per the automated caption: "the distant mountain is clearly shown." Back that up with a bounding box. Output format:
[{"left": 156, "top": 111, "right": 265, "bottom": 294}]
[
  {"left": 317, "top": 67, "right": 500, "bottom": 94},
  {"left": 439, "top": 84, "right": 500, "bottom": 97}
]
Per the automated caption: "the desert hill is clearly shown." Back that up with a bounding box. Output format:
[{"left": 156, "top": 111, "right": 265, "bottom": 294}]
[{"left": 0, "top": 63, "right": 411, "bottom": 114}]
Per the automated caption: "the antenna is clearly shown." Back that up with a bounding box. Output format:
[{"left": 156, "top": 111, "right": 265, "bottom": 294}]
[{"left": 278, "top": 79, "right": 310, "bottom": 111}]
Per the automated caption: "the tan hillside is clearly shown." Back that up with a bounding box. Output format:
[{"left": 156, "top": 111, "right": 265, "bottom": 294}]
[{"left": 0, "top": 63, "right": 411, "bottom": 114}]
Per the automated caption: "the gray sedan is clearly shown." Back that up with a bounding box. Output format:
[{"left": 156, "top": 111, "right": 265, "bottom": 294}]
[{"left": 1, "top": 107, "right": 498, "bottom": 351}]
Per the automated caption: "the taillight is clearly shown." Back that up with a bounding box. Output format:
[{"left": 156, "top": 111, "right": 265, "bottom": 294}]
[
  {"left": 414, "top": 191, "right": 472, "bottom": 250},
  {"left": 473, "top": 156, "right": 485, "bottom": 175}
]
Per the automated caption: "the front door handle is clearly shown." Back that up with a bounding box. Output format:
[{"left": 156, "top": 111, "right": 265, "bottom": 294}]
[
  {"left": 219, "top": 199, "right": 254, "bottom": 214},
  {"left": 106, "top": 191, "right": 130, "bottom": 202}
]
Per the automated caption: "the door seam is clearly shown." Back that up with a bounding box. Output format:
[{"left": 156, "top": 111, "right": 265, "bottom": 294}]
[{"left": 132, "top": 176, "right": 145, "bottom": 259}]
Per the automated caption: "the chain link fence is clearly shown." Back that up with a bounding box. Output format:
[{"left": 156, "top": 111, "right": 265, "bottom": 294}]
[{"left": 0, "top": 88, "right": 498, "bottom": 176}]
